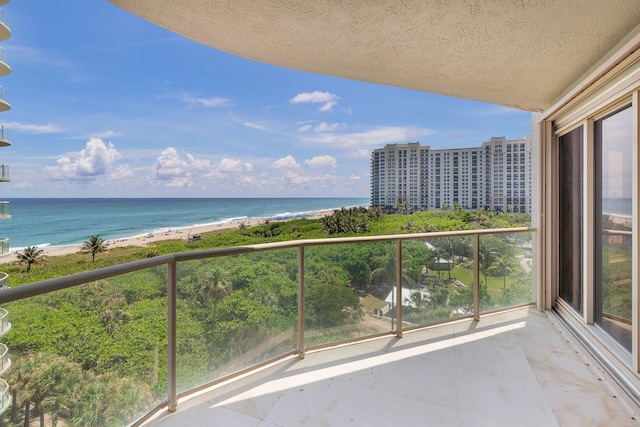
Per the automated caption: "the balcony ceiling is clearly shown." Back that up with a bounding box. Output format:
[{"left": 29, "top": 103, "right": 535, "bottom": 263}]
[{"left": 109, "top": 0, "right": 640, "bottom": 112}]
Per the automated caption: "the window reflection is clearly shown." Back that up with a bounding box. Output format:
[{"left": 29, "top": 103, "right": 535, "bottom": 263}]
[{"left": 595, "top": 106, "right": 633, "bottom": 352}]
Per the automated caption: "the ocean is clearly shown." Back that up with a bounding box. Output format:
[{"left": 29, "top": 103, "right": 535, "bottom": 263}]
[
  {"left": 602, "top": 198, "right": 632, "bottom": 217},
  {"left": 0, "top": 198, "right": 369, "bottom": 251}
]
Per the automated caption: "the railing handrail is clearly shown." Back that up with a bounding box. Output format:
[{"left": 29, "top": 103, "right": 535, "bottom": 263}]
[
  {"left": 0, "top": 227, "right": 535, "bottom": 305},
  {"left": 603, "top": 228, "right": 633, "bottom": 236}
]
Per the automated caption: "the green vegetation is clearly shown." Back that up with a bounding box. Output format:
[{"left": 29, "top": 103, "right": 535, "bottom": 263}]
[
  {"left": 0, "top": 208, "right": 531, "bottom": 426},
  {"left": 81, "top": 235, "right": 108, "bottom": 262},
  {"left": 15, "top": 246, "right": 44, "bottom": 273}
]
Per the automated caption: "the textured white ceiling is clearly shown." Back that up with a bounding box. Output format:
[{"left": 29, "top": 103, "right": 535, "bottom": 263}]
[{"left": 110, "top": 0, "right": 640, "bottom": 111}]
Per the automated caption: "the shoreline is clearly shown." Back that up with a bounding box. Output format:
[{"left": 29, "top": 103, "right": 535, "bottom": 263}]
[{"left": 0, "top": 209, "right": 334, "bottom": 264}]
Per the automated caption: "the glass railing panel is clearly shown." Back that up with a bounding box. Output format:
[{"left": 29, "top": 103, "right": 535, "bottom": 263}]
[
  {"left": 402, "top": 236, "right": 475, "bottom": 325},
  {"left": 0, "top": 307, "right": 8, "bottom": 335},
  {"left": 0, "top": 343, "right": 9, "bottom": 373},
  {"left": 304, "top": 242, "right": 394, "bottom": 347},
  {"left": 479, "top": 231, "right": 534, "bottom": 312},
  {"left": 0, "top": 379, "right": 9, "bottom": 416},
  {"left": 2, "top": 267, "right": 167, "bottom": 426},
  {"left": 176, "top": 249, "right": 298, "bottom": 393}
]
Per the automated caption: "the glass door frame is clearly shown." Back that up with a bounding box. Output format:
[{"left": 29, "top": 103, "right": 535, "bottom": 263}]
[{"left": 544, "top": 90, "right": 640, "bottom": 372}]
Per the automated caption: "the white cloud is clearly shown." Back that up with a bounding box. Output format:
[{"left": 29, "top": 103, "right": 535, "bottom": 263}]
[
  {"left": 185, "top": 153, "right": 212, "bottom": 170},
  {"left": 304, "top": 155, "right": 336, "bottom": 169},
  {"left": 314, "top": 122, "right": 341, "bottom": 132},
  {"left": 215, "top": 157, "right": 253, "bottom": 173},
  {"left": 4, "top": 121, "right": 62, "bottom": 134},
  {"left": 297, "top": 124, "right": 312, "bottom": 132},
  {"left": 350, "top": 175, "right": 361, "bottom": 180},
  {"left": 92, "top": 130, "right": 120, "bottom": 139},
  {"left": 271, "top": 155, "right": 301, "bottom": 170},
  {"left": 165, "top": 177, "right": 195, "bottom": 188},
  {"left": 108, "top": 164, "right": 135, "bottom": 180},
  {"left": 12, "top": 181, "right": 34, "bottom": 189},
  {"left": 181, "top": 93, "right": 231, "bottom": 108},
  {"left": 318, "top": 101, "right": 337, "bottom": 112},
  {"left": 155, "top": 147, "right": 211, "bottom": 180},
  {"left": 243, "top": 121, "right": 270, "bottom": 131},
  {"left": 289, "top": 91, "right": 339, "bottom": 112},
  {"left": 348, "top": 149, "right": 371, "bottom": 159},
  {"left": 306, "top": 126, "right": 433, "bottom": 148},
  {"left": 237, "top": 176, "right": 258, "bottom": 185},
  {"left": 44, "top": 137, "right": 121, "bottom": 180}
]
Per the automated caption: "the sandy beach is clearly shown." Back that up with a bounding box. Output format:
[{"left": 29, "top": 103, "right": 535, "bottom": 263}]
[{"left": 0, "top": 210, "right": 333, "bottom": 265}]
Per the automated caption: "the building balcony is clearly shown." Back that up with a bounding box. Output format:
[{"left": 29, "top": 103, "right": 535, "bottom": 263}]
[
  {"left": 0, "top": 125, "right": 9, "bottom": 147},
  {"left": 0, "top": 164, "right": 9, "bottom": 182},
  {"left": 0, "top": 202, "right": 9, "bottom": 220},
  {"left": 0, "top": 379, "right": 9, "bottom": 417},
  {"left": 0, "top": 308, "right": 9, "bottom": 338},
  {"left": 0, "top": 228, "right": 636, "bottom": 426},
  {"left": 0, "top": 239, "right": 7, "bottom": 257},
  {"left": 147, "top": 307, "right": 636, "bottom": 427},
  {"left": 0, "top": 228, "right": 635, "bottom": 426},
  {"left": 0, "top": 344, "right": 10, "bottom": 377},
  {"left": 0, "top": 87, "right": 10, "bottom": 113},
  {"left": 0, "top": 48, "right": 10, "bottom": 78},
  {"left": 0, "top": 9, "right": 10, "bottom": 43}
]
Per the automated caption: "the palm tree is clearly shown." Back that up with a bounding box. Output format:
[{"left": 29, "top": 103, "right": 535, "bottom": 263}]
[
  {"left": 369, "top": 245, "right": 419, "bottom": 291},
  {"left": 41, "top": 357, "right": 83, "bottom": 427},
  {"left": 81, "top": 235, "right": 107, "bottom": 262},
  {"left": 479, "top": 240, "right": 500, "bottom": 285},
  {"left": 487, "top": 256, "right": 513, "bottom": 289},
  {"left": 16, "top": 245, "right": 44, "bottom": 273},
  {"left": 199, "top": 268, "right": 232, "bottom": 373}
]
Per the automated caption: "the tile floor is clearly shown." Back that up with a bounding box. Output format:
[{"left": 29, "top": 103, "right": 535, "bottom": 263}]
[{"left": 146, "top": 307, "right": 640, "bottom": 426}]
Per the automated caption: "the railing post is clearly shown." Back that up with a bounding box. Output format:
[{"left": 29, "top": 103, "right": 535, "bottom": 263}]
[
  {"left": 473, "top": 234, "right": 480, "bottom": 321},
  {"left": 396, "top": 239, "right": 403, "bottom": 338},
  {"left": 167, "top": 260, "right": 177, "bottom": 412},
  {"left": 298, "top": 246, "right": 305, "bottom": 359}
]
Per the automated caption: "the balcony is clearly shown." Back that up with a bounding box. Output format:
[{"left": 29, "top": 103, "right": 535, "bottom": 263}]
[
  {"left": 0, "top": 344, "right": 10, "bottom": 376},
  {"left": 0, "top": 164, "right": 9, "bottom": 182},
  {"left": 0, "top": 308, "right": 9, "bottom": 337},
  {"left": 0, "top": 239, "right": 7, "bottom": 257},
  {"left": 0, "top": 48, "right": 10, "bottom": 78},
  {"left": 0, "top": 228, "right": 636, "bottom": 425},
  {"left": 0, "top": 86, "right": 10, "bottom": 113},
  {"left": 0, "top": 126, "right": 8, "bottom": 147},
  {"left": 0, "top": 201, "right": 9, "bottom": 220},
  {"left": 147, "top": 307, "right": 637, "bottom": 426},
  {"left": 0, "top": 379, "right": 8, "bottom": 417},
  {"left": 0, "top": 9, "right": 10, "bottom": 43}
]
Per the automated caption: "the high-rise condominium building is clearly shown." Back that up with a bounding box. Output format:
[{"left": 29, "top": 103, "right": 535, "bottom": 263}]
[{"left": 370, "top": 136, "right": 532, "bottom": 213}]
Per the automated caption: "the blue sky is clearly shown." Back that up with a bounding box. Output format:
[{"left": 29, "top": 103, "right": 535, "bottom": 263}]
[{"left": 0, "top": 1, "right": 532, "bottom": 198}]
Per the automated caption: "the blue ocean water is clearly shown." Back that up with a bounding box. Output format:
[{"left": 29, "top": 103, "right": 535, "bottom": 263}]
[
  {"left": 602, "top": 198, "right": 632, "bottom": 217},
  {"left": 0, "top": 198, "right": 369, "bottom": 251}
]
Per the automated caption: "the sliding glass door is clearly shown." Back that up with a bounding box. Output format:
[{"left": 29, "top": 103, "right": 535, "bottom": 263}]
[
  {"left": 558, "top": 126, "right": 583, "bottom": 314},
  {"left": 595, "top": 106, "right": 633, "bottom": 351}
]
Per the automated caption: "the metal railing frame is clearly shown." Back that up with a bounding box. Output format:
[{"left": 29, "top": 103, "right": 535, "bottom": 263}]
[{"left": 0, "top": 226, "right": 536, "bottom": 423}]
